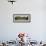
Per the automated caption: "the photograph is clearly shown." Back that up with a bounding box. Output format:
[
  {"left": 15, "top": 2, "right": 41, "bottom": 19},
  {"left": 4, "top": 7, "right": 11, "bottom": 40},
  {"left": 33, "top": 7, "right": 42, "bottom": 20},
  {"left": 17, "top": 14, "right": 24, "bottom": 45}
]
[{"left": 0, "top": 0, "right": 46, "bottom": 46}]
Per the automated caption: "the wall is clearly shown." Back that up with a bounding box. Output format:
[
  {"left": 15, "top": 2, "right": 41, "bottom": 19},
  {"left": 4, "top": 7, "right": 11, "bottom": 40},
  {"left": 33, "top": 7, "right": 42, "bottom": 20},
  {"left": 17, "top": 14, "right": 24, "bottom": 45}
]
[{"left": 0, "top": 0, "right": 46, "bottom": 41}]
